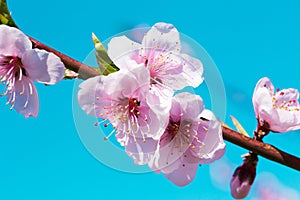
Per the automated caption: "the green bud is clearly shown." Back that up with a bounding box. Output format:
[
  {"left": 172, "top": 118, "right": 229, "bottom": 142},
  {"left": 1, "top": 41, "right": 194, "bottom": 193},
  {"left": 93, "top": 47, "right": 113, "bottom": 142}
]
[{"left": 92, "top": 32, "right": 119, "bottom": 75}]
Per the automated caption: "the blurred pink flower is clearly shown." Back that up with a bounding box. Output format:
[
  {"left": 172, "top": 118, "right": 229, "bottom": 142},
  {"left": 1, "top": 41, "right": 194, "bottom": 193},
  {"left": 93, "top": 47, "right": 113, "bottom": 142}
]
[
  {"left": 148, "top": 92, "right": 226, "bottom": 186},
  {"left": 0, "top": 25, "right": 65, "bottom": 118},
  {"left": 252, "top": 77, "right": 300, "bottom": 132},
  {"left": 253, "top": 172, "right": 300, "bottom": 200},
  {"left": 78, "top": 65, "right": 169, "bottom": 164}
]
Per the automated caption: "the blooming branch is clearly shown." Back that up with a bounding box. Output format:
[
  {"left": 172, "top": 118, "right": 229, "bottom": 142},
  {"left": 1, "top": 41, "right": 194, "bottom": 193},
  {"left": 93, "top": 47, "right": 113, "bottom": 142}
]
[
  {"left": 1, "top": 2, "right": 299, "bottom": 188},
  {"left": 28, "top": 33, "right": 300, "bottom": 172},
  {"left": 24, "top": 35, "right": 299, "bottom": 172}
]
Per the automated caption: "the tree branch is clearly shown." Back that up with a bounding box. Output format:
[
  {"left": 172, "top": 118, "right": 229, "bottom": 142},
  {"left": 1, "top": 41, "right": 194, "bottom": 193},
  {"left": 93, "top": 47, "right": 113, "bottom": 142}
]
[
  {"left": 29, "top": 37, "right": 100, "bottom": 80},
  {"left": 28, "top": 37, "right": 300, "bottom": 172},
  {"left": 222, "top": 126, "right": 300, "bottom": 171}
]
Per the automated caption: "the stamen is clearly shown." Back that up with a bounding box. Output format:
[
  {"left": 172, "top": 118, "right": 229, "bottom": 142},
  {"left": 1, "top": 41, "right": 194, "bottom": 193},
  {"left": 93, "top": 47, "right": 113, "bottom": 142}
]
[
  {"left": 19, "top": 67, "right": 23, "bottom": 81},
  {"left": 104, "top": 129, "right": 116, "bottom": 141},
  {"left": 29, "top": 82, "right": 33, "bottom": 95}
]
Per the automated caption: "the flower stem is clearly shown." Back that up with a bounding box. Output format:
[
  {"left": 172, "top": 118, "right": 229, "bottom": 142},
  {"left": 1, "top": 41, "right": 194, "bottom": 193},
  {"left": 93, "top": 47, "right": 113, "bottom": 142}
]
[{"left": 28, "top": 36, "right": 300, "bottom": 172}]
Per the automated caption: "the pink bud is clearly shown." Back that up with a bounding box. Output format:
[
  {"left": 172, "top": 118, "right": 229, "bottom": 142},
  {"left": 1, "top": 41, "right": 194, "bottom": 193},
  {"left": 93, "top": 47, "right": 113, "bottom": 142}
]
[{"left": 230, "top": 154, "right": 258, "bottom": 199}]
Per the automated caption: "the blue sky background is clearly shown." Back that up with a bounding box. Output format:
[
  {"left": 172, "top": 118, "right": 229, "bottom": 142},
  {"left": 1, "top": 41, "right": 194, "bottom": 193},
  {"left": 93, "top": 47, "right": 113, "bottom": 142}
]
[{"left": 0, "top": 0, "right": 299, "bottom": 199}]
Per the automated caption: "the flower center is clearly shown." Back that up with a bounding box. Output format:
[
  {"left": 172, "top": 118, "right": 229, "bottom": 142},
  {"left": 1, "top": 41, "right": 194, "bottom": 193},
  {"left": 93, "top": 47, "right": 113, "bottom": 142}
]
[
  {"left": 165, "top": 118, "right": 194, "bottom": 144},
  {"left": 0, "top": 55, "right": 26, "bottom": 82},
  {"left": 128, "top": 98, "right": 140, "bottom": 117},
  {"left": 166, "top": 120, "right": 180, "bottom": 135},
  {"left": 272, "top": 92, "right": 300, "bottom": 111},
  {"left": 0, "top": 55, "right": 34, "bottom": 111}
]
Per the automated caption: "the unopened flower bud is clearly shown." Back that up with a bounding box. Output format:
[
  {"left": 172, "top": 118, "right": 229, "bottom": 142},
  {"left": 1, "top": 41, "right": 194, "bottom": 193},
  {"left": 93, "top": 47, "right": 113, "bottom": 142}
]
[
  {"left": 91, "top": 32, "right": 119, "bottom": 75},
  {"left": 230, "top": 153, "right": 258, "bottom": 199}
]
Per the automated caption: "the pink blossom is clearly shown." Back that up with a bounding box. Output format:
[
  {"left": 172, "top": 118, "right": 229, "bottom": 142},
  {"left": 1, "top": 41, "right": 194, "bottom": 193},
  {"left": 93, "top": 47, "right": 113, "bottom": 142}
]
[
  {"left": 230, "top": 154, "right": 257, "bottom": 199},
  {"left": 148, "top": 92, "right": 226, "bottom": 186},
  {"left": 0, "top": 25, "right": 65, "bottom": 118},
  {"left": 78, "top": 65, "right": 169, "bottom": 164},
  {"left": 252, "top": 77, "right": 300, "bottom": 132},
  {"left": 107, "top": 22, "right": 204, "bottom": 94}
]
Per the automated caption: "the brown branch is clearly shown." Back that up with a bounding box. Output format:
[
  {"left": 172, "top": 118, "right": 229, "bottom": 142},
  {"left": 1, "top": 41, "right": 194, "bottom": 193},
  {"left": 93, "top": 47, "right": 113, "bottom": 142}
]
[
  {"left": 29, "top": 37, "right": 100, "bottom": 80},
  {"left": 222, "top": 126, "right": 300, "bottom": 171},
  {"left": 28, "top": 36, "right": 300, "bottom": 172}
]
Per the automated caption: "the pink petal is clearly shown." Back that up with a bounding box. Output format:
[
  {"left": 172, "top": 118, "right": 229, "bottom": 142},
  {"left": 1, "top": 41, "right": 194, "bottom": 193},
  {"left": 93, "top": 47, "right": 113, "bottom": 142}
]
[
  {"left": 149, "top": 93, "right": 206, "bottom": 172},
  {"left": 252, "top": 77, "right": 274, "bottom": 119},
  {"left": 78, "top": 76, "right": 106, "bottom": 116},
  {"left": 123, "top": 135, "right": 158, "bottom": 165},
  {"left": 155, "top": 53, "right": 203, "bottom": 90},
  {"left": 22, "top": 49, "right": 65, "bottom": 84},
  {"left": 168, "top": 96, "right": 182, "bottom": 122},
  {"left": 142, "top": 108, "right": 169, "bottom": 140},
  {"left": 6, "top": 76, "right": 39, "bottom": 118},
  {"left": 149, "top": 139, "right": 186, "bottom": 174},
  {"left": 174, "top": 92, "right": 204, "bottom": 119},
  {"left": 164, "top": 162, "right": 198, "bottom": 186},
  {"left": 107, "top": 36, "right": 141, "bottom": 67},
  {"left": 194, "top": 109, "right": 226, "bottom": 164},
  {"left": 230, "top": 175, "right": 251, "bottom": 199},
  {"left": 179, "top": 53, "right": 204, "bottom": 88},
  {"left": 148, "top": 85, "right": 173, "bottom": 108},
  {"left": 268, "top": 88, "right": 300, "bottom": 132},
  {"left": 100, "top": 63, "right": 148, "bottom": 98},
  {"left": 0, "top": 25, "right": 32, "bottom": 57},
  {"left": 253, "top": 77, "right": 274, "bottom": 94},
  {"left": 253, "top": 87, "right": 273, "bottom": 119},
  {"left": 142, "top": 22, "right": 180, "bottom": 52},
  {"left": 274, "top": 88, "right": 299, "bottom": 101}
]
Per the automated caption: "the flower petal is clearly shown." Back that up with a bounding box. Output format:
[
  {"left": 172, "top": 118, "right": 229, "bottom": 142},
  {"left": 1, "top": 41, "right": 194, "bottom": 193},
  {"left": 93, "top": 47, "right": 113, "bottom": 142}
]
[
  {"left": 230, "top": 174, "right": 251, "bottom": 199},
  {"left": 253, "top": 87, "right": 273, "bottom": 120},
  {"left": 149, "top": 93, "right": 206, "bottom": 172},
  {"left": 78, "top": 76, "right": 106, "bottom": 116},
  {"left": 22, "top": 49, "right": 65, "bottom": 84},
  {"left": 193, "top": 109, "right": 226, "bottom": 164},
  {"left": 252, "top": 77, "right": 274, "bottom": 119},
  {"left": 164, "top": 162, "right": 198, "bottom": 186},
  {"left": 108, "top": 36, "right": 141, "bottom": 67},
  {"left": 268, "top": 88, "right": 300, "bottom": 132},
  {"left": 6, "top": 76, "right": 39, "bottom": 118},
  {"left": 142, "top": 22, "right": 180, "bottom": 52},
  {"left": 174, "top": 92, "right": 204, "bottom": 119},
  {"left": 179, "top": 53, "right": 204, "bottom": 88},
  {"left": 149, "top": 138, "right": 185, "bottom": 174},
  {"left": 122, "top": 135, "right": 158, "bottom": 165},
  {"left": 0, "top": 25, "right": 32, "bottom": 57}
]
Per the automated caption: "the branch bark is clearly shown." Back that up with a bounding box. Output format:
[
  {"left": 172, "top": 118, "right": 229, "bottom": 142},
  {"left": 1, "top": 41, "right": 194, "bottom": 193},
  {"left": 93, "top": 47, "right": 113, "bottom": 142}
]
[
  {"left": 29, "top": 37, "right": 100, "bottom": 80},
  {"left": 29, "top": 36, "right": 300, "bottom": 172},
  {"left": 222, "top": 126, "right": 300, "bottom": 171}
]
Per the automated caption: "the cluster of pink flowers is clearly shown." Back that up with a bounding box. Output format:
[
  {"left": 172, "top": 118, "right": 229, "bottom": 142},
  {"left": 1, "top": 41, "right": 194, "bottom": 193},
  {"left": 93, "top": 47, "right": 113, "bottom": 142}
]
[
  {"left": 78, "top": 22, "right": 226, "bottom": 186},
  {"left": 0, "top": 25, "right": 65, "bottom": 118}
]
